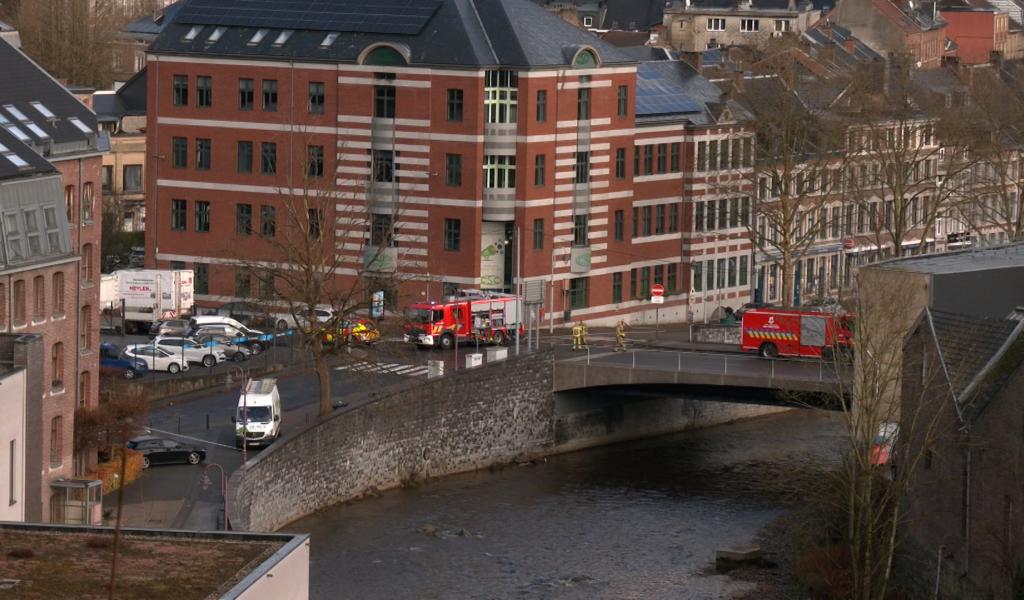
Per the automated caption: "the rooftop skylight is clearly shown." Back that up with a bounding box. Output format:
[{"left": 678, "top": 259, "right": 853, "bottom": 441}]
[
  {"left": 249, "top": 29, "right": 270, "bottom": 45},
  {"left": 208, "top": 27, "right": 226, "bottom": 43},
  {"left": 68, "top": 117, "right": 93, "bottom": 135},
  {"left": 184, "top": 25, "right": 203, "bottom": 41},
  {"left": 30, "top": 101, "right": 55, "bottom": 119},
  {"left": 273, "top": 30, "right": 293, "bottom": 46},
  {"left": 320, "top": 32, "right": 340, "bottom": 48}
]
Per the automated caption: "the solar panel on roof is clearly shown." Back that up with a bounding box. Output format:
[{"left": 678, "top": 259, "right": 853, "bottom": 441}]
[
  {"left": 174, "top": 0, "right": 442, "bottom": 35},
  {"left": 635, "top": 64, "right": 704, "bottom": 116}
]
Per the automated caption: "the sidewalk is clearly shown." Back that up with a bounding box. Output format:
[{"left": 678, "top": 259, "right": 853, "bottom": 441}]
[{"left": 536, "top": 324, "right": 738, "bottom": 354}]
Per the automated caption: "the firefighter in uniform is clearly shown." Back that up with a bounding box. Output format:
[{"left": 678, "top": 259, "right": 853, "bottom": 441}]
[
  {"left": 578, "top": 321, "right": 589, "bottom": 350},
  {"left": 571, "top": 322, "right": 582, "bottom": 350},
  {"left": 614, "top": 319, "right": 628, "bottom": 352}
]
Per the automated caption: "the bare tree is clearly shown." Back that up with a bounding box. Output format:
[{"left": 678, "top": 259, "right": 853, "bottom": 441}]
[
  {"left": 75, "top": 387, "right": 147, "bottom": 600},
  {"left": 953, "top": 68, "right": 1024, "bottom": 242},
  {"left": 838, "top": 63, "right": 975, "bottom": 260},
  {"left": 238, "top": 154, "right": 410, "bottom": 417},
  {"left": 734, "top": 75, "right": 845, "bottom": 306},
  {"left": 802, "top": 273, "right": 970, "bottom": 599}
]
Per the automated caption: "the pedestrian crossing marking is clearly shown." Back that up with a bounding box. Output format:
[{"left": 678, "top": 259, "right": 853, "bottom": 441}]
[{"left": 335, "top": 361, "right": 430, "bottom": 377}]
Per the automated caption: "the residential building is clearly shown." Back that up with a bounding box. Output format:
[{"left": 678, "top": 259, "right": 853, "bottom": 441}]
[
  {"left": 899, "top": 307, "right": 1024, "bottom": 598},
  {"left": 0, "top": 37, "right": 104, "bottom": 521},
  {"left": 145, "top": 0, "right": 754, "bottom": 325},
  {"left": 111, "top": 0, "right": 182, "bottom": 82},
  {"left": 828, "top": 0, "right": 951, "bottom": 68},
  {"left": 662, "top": 0, "right": 822, "bottom": 52},
  {"left": 94, "top": 69, "right": 149, "bottom": 232},
  {"left": 940, "top": 3, "right": 1009, "bottom": 63}
]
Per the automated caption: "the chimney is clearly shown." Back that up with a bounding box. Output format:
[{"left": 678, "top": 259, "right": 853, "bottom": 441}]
[
  {"left": 679, "top": 50, "right": 703, "bottom": 73},
  {"left": 788, "top": 0, "right": 797, "bottom": 9},
  {"left": 845, "top": 39, "right": 856, "bottom": 53}
]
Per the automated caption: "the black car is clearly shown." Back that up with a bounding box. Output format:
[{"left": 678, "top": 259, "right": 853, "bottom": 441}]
[
  {"left": 99, "top": 342, "right": 149, "bottom": 379},
  {"left": 127, "top": 435, "right": 206, "bottom": 469}
]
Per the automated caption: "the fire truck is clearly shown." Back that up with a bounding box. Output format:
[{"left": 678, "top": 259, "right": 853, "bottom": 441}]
[
  {"left": 403, "top": 291, "right": 523, "bottom": 350},
  {"left": 740, "top": 307, "right": 854, "bottom": 359}
]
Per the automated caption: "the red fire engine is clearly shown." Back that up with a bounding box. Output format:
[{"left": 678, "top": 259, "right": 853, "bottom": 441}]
[
  {"left": 740, "top": 307, "right": 854, "bottom": 359},
  {"left": 403, "top": 291, "right": 523, "bottom": 350}
]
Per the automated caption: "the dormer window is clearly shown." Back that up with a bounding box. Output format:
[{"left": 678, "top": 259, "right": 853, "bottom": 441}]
[
  {"left": 4, "top": 105, "right": 27, "bottom": 122},
  {"left": 208, "top": 27, "right": 226, "bottom": 43},
  {"left": 320, "top": 32, "right": 340, "bottom": 48},
  {"left": 184, "top": 25, "right": 203, "bottom": 41},
  {"left": 30, "top": 102, "right": 54, "bottom": 119},
  {"left": 68, "top": 117, "right": 93, "bottom": 135},
  {"left": 249, "top": 29, "right": 270, "bottom": 45},
  {"left": 273, "top": 30, "right": 293, "bottom": 46}
]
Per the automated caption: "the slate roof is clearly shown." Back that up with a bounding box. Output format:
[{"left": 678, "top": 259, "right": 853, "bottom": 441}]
[
  {"left": 122, "top": 1, "right": 184, "bottom": 37},
  {"left": 0, "top": 40, "right": 99, "bottom": 157},
  {"left": 634, "top": 59, "right": 750, "bottom": 125},
  {"left": 94, "top": 68, "right": 148, "bottom": 123},
  {"left": 0, "top": 127, "right": 56, "bottom": 181},
  {"left": 926, "top": 309, "right": 1024, "bottom": 424},
  {"left": 874, "top": 242, "right": 1024, "bottom": 274},
  {"left": 678, "top": 0, "right": 815, "bottom": 10},
  {"left": 151, "top": 0, "right": 635, "bottom": 69},
  {"left": 603, "top": 0, "right": 667, "bottom": 30}
]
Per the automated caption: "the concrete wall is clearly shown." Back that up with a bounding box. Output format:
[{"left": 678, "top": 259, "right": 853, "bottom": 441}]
[
  {"left": 228, "top": 349, "right": 789, "bottom": 532},
  {"left": 225, "top": 533, "right": 310, "bottom": 600},
  {"left": 0, "top": 369, "right": 26, "bottom": 522}
]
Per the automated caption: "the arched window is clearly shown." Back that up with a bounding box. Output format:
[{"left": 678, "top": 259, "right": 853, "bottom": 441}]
[
  {"left": 362, "top": 45, "right": 408, "bottom": 66},
  {"left": 573, "top": 49, "right": 598, "bottom": 68}
]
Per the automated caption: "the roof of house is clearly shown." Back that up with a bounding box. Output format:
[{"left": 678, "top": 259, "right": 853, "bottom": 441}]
[
  {"left": 602, "top": 0, "right": 668, "bottom": 29},
  {"left": 0, "top": 39, "right": 99, "bottom": 158},
  {"left": 93, "top": 68, "right": 148, "bottom": 123},
  {"left": 872, "top": 242, "right": 1024, "bottom": 274},
  {"left": 635, "top": 59, "right": 748, "bottom": 125},
  {"left": 873, "top": 0, "right": 947, "bottom": 32},
  {"left": 0, "top": 522, "right": 307, "bottom": 600},
  {"left": 122, "top": 1, "right": 184, "bottom": 37},
  {"left": 151, "top": 0, "right": 635, "bottom": 69},
  {"left": 673, "top": 0, "right": 816, "bottom": 10},
  {"left": 925, "top": 308, "right": 1024, "bottom": 424},
  {"left": 0, "top": 127, "right": 56, "bottom": 181}
]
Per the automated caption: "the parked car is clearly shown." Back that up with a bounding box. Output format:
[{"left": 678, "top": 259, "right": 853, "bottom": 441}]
[
  {"left": 192, "top": 331, "right": 252, "bottom": 362},
  {"left": 151, "top": 336, "right": 228, "bottom": 367},
  {"left": 127, "top": 435, "right": 206, "bottom": 469},
  {"left": 214, "top": 302, "right": 276, "bottom": 329},
  {"left": 123, "top": 345, "right": 191, "bottom": 374},
  {"left": 273, "top": 306, "right": 335, "bottom": 330},
  {"left": 99, "top": 342, "right": 149, "bottom": 379},
  {"left": 148, "top": 319, "right": 191, "bottom": 338},
  {"left": 323, "top": 317, "right": 381, "bottom": 345},
  {"left": 189, "top": 319, "right": 267, "bottom": 354}
]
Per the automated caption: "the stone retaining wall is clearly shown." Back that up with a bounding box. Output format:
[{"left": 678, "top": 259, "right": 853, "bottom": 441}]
[{"left": 227, "top": 350, "right": 788, "bottom": 532}]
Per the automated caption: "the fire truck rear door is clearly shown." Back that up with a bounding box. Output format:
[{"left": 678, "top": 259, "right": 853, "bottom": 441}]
[{"left": 800, "top": 315, "right": 827, "bottom": 347}]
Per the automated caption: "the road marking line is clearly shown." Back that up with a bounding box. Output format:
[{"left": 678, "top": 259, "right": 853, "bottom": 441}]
[{"left": 144, "top": 426, "right": 239, "bottom": 451}]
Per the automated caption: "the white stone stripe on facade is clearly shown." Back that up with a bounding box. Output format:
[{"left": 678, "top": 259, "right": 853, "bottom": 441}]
[{"left": 337, "top": 76, "right": 430, "bottom": 88}]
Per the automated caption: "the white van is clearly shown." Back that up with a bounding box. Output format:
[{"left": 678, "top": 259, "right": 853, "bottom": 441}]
[{"left": 234, "top": 378, "right": 281, "bottom": 448}]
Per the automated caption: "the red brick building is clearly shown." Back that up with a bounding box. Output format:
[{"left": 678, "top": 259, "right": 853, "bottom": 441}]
[
  {"left": 0, "top": 39, "right": 102, "bottom": 522},
  {"left": 940, "top": 5, "right": 1009, "bottom": 64},
  {"left": 145, "top": 0, "right": 753, "bottom": 325}
]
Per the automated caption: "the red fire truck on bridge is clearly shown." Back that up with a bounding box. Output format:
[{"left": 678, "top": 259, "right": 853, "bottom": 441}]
[
  {"left": 740, "top": 307, "right": 854, "bottom": 359},
  {"left": 403, "top": 291, "right": 523, "bottom": 350}
]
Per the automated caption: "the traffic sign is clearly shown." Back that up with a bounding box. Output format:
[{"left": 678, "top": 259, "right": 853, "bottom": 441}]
[
  {"left": 842, "top": 238, "right": 855, "bottom": 250},
  {"left": 651, "top": 295, "right": 665, "bottom": 304},
  {"left": 651, "top": 283, "right": 665, "bottom": 297}
]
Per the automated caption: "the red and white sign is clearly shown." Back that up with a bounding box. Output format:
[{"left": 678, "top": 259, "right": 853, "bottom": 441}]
[
  {"left": 843, "top": 238, "right": 855, "bottom": 250},
  {"left": 651, "top": 284, "right": 665, "bottom": 297}
]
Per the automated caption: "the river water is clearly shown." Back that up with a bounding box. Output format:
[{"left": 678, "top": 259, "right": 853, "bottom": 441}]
[{"left": 288, "top": 409, "right": 846, "bottom": 600}]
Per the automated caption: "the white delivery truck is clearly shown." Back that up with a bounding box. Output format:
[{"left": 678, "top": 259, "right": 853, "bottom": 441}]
[
  {"left": 104, "top": 269, "right": 195, "bottom": 334},
  {"left": 234, "top": 378, "right": 282, "bottom": 448}
]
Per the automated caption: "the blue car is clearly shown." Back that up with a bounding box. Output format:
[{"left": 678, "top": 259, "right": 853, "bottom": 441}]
[{"left": 99, "top": 342, "right": 150, "bottom": 379}]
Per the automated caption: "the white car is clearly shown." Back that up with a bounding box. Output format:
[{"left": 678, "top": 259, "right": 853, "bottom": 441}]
[
  {"left": 123, "top": 345, "right": 191, "bottom": 374},
  {"left": 151, "top": 336, "right": 228, "bottom": 367},
  {"left": 272, "top": 306, "right": 335, "bottom": 330}
]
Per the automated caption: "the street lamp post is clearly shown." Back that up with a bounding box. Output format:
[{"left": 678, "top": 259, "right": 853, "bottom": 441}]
[
  {"left": 204, "top": 463, "right": 228, "bottom": 530},
  {"left": 229, "top": 366, "right": 249, "bottom": 465}
]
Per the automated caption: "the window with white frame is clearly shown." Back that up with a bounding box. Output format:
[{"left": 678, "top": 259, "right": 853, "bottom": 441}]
[
  {"left": 483, "top": 155, "right": 516, "bottom": 188},
  {"left": 583, "top": 16, "right": 593, "bottom": 27},
  {"left": 484, "top": 70, "right": 518, "bottom": 124},
  {"left": 707, "top": 18, "right": 726, "bottom": 31},
  {"left": 741, "top": 19, "right": 760, "bottom": 32},
  {"left": 774, "top": 19, "right": 791, "bottom": 32}
]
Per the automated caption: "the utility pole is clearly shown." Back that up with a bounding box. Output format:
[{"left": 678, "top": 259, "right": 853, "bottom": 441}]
[{"left": 515, "top": 226, "right": 521, "bottom": 356}]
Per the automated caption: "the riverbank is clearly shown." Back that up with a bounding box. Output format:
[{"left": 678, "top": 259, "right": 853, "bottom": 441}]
[{"left": 288, "top": 409, "right": 846, "bottom": 599}]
